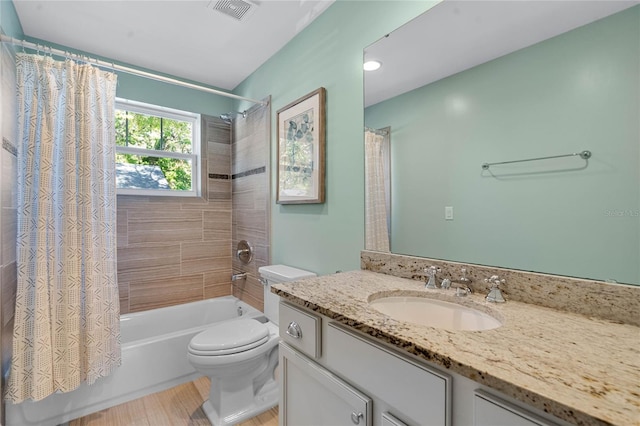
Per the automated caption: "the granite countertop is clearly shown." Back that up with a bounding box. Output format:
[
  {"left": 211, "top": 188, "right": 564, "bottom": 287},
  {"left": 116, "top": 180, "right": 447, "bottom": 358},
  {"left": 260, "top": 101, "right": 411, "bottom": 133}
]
[{"left": 272, "top": 270, "right": 640, "bottom": 426}]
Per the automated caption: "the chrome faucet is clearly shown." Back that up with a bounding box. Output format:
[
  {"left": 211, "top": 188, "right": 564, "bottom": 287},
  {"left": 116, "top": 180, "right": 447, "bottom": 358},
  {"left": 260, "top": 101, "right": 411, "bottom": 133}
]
[
  {"left": 453, "top": 283, "right": 472, "bottom": 297},
  {"left": 450, "top": 267, "right": 472, "bottom": 296},
  {"left": 424, "top": 266, "right": 441, "bottom": 289},
  {"left": 484, "top": 275, "right": 506, "bottom": 303}
]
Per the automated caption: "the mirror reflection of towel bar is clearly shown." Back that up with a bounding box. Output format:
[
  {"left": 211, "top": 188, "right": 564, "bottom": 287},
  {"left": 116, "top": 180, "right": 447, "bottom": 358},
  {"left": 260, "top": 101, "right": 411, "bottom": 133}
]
[{"left": 481, "top": 150, "right": 591, "bottom": 170}]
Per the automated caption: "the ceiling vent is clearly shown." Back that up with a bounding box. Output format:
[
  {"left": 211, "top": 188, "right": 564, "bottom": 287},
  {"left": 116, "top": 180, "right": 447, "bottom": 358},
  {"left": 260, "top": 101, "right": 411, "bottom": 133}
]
[{"left": 208, "top": 0, "right": 257, "bottom": 21}]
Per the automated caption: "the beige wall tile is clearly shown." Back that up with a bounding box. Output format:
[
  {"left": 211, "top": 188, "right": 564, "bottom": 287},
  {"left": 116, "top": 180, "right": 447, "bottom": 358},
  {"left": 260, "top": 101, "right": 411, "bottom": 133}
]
[
  {"left": 204, "top": 270, "right": 233, "bottom": 287},
  {"left": 230, "top": 102, "right": 271, "bottom": 309},
  {"left": 204, "top": 283, "right": 232, "bottom": 299},
  {"left": 128, "top": 210, "right": 203, "bottom": 244},
  {"left": 117, "top": 209, "right": 128, "bottom": 248},
  {"left": 129, "top": 274, "right": 203, "bottom": 312},
  {"left": 232, "top": 275, "right": 264, "bottom": 307},
  {"left": 182, "top": 256, "right": 231, "bottom": 276},
  {"left": 204, "top": 210, "right": 232, "bottom": 241},
  {"left": 181, "top": 199, "right": 231, "bottom": 211},
  {"left": 118, "top": 282, "right": 130, "bottom": 315},
  {"left": 182, "top": 241, "right": 231, "bottom": 261},
  {"left": 208, "top": 142, "right": 231, "bottom": 175},
  {"left": 208, "top": 180, "right": 232, "bottom": 200},
  {"left": 232, "top": 286, "right": 262, "bottom": 312},
  {"left": 117, "top": 244, "right": 181, "bottom": 283}
]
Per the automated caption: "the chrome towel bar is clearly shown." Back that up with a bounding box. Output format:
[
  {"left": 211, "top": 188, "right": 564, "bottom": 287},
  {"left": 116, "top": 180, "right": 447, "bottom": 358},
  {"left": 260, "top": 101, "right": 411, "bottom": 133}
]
[{"left": 481, "top": 150, "right": 591, "bottom": 170}]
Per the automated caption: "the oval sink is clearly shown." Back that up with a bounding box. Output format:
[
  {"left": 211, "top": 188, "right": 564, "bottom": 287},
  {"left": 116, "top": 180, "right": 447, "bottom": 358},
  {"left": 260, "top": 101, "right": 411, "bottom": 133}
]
[{"left": 369, "top": 296, "right": 502, "bottom": 331}]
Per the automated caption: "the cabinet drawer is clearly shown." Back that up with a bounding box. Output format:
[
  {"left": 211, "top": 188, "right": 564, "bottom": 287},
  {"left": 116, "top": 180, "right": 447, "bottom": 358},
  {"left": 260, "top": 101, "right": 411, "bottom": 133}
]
[
  {"left": 279, "top": 301, "right": 321, "bottom": 359},
  {"left": 326, "top": 322, "right": 451, "bottom": 426},
  {"left": 474, "top": 390, "right": 559, "bottom": 426}
]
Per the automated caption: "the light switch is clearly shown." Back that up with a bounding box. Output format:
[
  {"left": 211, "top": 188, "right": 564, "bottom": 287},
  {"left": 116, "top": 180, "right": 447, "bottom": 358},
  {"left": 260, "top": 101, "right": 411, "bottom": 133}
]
[{"left": 445, "top": 206, "right": 454, "bottom": 220}]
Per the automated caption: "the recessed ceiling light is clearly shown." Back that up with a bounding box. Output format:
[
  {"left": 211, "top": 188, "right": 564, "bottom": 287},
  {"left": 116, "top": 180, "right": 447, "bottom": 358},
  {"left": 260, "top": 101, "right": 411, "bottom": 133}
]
[{"left": 363, "top": 60, "right": 382, "bottom": 71}]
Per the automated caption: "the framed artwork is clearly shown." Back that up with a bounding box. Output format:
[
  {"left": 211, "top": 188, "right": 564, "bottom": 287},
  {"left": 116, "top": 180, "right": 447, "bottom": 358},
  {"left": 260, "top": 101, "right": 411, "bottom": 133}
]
[{"left": 276, "top": 87, "right": 326, "bottom": 204}]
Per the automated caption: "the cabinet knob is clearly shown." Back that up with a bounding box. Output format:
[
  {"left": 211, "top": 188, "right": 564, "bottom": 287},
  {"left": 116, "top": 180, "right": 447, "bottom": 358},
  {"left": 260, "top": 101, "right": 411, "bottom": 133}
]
[
  {"left": 351, "top": 411, "right": 364, "bottom": 424},
  {"left": 286, "top": 321, "right": 302, "bottom": 339}
]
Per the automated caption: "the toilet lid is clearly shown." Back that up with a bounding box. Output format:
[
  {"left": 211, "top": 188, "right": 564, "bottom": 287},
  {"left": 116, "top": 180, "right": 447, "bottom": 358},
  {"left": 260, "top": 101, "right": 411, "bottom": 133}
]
[{"left": 189, "top": 318, "right": 270, "bottom": 356}]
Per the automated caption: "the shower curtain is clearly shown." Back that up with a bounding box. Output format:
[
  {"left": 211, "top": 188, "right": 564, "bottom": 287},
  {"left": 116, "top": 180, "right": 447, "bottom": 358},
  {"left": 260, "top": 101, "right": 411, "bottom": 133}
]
[
  {"left": 6, "top": 53, "right": 121, "bottom": 403},
  {"left": 364, "top": 130, "right": 390, "bottom": 252}
]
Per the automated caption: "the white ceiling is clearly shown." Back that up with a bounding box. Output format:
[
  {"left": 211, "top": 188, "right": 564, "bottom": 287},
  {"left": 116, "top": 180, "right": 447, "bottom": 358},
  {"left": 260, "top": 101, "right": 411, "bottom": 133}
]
[
  {"left": 13, "top": 0, "right": 334, "bottom": 91},
  {"left": 365, "top": 0, "right": 639, "bottom": 107}
]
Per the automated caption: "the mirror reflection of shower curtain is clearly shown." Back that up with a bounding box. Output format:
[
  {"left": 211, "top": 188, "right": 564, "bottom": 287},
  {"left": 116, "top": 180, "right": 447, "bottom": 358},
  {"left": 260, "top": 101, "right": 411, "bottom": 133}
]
[{"left": 364, "top": 128, "right": 390, "bottom": 252}]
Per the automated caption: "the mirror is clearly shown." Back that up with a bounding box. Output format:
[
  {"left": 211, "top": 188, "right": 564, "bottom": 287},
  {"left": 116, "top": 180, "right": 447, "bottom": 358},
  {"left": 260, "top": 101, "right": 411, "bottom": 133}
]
[{"left": 364, "top": 1, "right": 639, "bottom": 285}]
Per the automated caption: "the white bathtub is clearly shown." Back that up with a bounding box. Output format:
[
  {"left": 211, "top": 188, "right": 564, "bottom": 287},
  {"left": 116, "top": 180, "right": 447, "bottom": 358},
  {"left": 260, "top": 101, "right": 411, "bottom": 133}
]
[{"left": 5, "top": 296, "right": 262, "bottom": 426}]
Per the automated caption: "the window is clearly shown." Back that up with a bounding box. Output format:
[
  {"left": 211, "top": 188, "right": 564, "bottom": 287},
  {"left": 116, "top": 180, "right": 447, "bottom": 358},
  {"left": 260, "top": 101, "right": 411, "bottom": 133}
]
[{"left": 115, "top": 98, "right": 201, "bottom": 196}]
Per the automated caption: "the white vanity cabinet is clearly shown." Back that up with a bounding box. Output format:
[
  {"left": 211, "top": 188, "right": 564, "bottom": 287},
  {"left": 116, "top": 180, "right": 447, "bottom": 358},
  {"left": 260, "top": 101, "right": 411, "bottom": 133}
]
[
  {"left": 278, "top": 301, "right": 565, "bottom": 426},
  {"left": 279, "top": 301, "right": 450, "bottom": 426}
]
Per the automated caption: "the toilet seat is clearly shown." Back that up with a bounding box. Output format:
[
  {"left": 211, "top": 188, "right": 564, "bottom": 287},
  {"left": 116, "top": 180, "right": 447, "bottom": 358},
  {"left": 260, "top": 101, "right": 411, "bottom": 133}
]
[{"left": 188, "top": 318, "right": 270, "bottom": 356}]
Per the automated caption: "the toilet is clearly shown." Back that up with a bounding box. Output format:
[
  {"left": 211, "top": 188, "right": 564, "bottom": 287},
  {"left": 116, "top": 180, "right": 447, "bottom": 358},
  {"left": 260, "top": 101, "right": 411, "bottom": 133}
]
[{"left": 188, "top": 265, "right": 316, "bottom": 426}]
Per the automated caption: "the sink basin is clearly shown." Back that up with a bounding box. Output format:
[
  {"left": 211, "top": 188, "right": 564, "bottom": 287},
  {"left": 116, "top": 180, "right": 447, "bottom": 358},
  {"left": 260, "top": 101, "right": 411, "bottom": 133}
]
[{"left": 369, "top": 296, "right": 502, "bottom": 331}]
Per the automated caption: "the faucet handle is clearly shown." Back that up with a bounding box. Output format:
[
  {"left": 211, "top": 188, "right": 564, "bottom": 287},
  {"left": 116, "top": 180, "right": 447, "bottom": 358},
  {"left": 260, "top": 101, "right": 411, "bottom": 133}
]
[
  {"left": 424, "top": 266, "right": 440, "bottom": 275},
  {"left": 424, "top": 266, "right": 441, "bottom": 289},
  {"left": 484, "top": 275, "right": 505, "bottom": 286},
  {"left": 459, "top": 267, "right": 473, "bottom": 284},
  {"left": 484, "top": 275, "right": 506, "bottom": 303}
]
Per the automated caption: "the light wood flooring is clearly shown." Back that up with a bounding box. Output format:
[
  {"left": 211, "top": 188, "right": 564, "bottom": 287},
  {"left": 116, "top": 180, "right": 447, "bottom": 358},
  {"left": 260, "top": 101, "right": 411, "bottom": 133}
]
[{"left": 69, "top": 377, "right": 278, "bottom": 426}]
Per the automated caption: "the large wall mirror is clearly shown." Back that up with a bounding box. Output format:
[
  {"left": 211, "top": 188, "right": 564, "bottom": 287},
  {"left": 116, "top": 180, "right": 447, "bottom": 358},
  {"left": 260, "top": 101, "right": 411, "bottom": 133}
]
[{"left": 364, "top": 1, "right": 639, "bottom": 285}]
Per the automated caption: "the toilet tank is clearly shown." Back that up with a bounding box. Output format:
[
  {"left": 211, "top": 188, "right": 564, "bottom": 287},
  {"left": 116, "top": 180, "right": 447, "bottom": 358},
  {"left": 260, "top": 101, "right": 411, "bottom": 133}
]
[{"left": 259, "top": 265, "right": 316, "bottom": 325}]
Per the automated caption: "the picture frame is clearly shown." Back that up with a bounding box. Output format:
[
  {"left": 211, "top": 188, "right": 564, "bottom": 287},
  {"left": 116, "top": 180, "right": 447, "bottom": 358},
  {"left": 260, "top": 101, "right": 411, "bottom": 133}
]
[{"left": 276, "top": 87, "right": 326, "bottom": 204}]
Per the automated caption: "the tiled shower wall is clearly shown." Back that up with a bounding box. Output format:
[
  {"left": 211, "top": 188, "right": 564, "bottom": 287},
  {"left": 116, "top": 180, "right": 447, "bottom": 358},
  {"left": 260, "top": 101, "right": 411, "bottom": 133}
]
[
  {"left": 116, "top": 115, "right": 234, "bottom": 313},
  {"left": 231, "top": 100, "right": 271, "bottom": 310},
  {"left": 0, "top": 43, "right": 18, "bottom": 423}
]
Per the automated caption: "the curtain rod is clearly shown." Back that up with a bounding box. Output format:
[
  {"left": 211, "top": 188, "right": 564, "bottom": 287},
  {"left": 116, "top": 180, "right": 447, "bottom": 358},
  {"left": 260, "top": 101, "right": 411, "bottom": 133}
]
[{"left": 0, "top": 35, "right": 268, "bottom": 106}]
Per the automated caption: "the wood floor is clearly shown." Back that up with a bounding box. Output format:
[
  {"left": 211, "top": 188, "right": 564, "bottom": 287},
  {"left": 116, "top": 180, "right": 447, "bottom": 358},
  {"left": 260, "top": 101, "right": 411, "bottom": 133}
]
[{"left": 69, "top": 377, "right": 278, "bottom": 426}]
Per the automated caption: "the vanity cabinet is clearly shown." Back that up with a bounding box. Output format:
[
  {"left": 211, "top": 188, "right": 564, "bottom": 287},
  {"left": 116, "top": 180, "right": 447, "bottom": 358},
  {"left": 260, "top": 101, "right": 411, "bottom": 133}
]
[
  {"left": 278, "top": 301, "right": 564, "bottom": 426},
  {"left": 279, "top": 301, "right": 450, "bottom": 426}
]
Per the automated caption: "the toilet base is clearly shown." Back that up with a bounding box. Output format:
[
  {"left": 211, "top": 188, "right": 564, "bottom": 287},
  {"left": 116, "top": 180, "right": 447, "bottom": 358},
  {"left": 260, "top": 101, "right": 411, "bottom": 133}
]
[{"left": 200, "top": 379, "right": 278, "bottom": 426}]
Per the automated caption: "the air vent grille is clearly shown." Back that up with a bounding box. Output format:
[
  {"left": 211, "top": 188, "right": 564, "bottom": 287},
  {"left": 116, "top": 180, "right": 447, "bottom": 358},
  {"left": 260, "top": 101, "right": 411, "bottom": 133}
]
[{"left": 210, "top": 0, "right": 255, "bottom": 21}]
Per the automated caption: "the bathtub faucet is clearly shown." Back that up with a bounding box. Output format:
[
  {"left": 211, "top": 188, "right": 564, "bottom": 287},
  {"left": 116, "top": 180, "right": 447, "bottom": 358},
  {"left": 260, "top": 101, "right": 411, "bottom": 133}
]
[{"left": 232, "top": 272, "right": 247, "bottom": 281}]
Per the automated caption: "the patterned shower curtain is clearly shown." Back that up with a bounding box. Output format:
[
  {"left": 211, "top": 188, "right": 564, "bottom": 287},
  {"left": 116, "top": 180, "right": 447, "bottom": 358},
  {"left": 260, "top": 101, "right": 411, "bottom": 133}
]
[
  {"left": 6, "top": 53, "right": 121, "bottom": 403},
  {"left": 364, "top": 130, "right": 390, "bottom": 252}
]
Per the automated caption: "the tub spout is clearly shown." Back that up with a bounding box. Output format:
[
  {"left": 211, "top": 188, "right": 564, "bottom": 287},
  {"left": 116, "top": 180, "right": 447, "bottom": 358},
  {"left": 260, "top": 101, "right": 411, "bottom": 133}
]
[{"left": 232, "top": 272, "right": 247, "bottom": 281}]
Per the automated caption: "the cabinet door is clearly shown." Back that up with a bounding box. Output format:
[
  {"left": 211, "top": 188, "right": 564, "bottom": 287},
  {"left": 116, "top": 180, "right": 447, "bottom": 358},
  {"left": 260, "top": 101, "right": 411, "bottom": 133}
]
[
  {"left": 382, "top": 412, "right": 409, "bottom": 426},
  {"left": 280, "top": 343, "right": 372, "bottom": 426},
  {"left": 474, "top": 391, "right": 559, "bottom": 426}
]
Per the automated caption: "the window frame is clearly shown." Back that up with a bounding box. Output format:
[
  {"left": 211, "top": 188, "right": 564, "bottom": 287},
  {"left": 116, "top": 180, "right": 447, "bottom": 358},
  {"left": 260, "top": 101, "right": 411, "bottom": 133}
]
[{"left": 115, "top": 98, "right": 201, "bottom": 197}]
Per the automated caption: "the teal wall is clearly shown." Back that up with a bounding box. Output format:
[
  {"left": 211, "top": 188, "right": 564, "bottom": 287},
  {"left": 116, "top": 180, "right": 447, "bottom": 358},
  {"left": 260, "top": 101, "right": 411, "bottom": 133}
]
[
  {"left": 0, "top": 0, "right": 23, "bottom": 38},
  {"left": 365, "top": 7, "right": 639, "bottom": 284},
  {"left": 234, "top": 1, "right": 437, "bottom": 275}
]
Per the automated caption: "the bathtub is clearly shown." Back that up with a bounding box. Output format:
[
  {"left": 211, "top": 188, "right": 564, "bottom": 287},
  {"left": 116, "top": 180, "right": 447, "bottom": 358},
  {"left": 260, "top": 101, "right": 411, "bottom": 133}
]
[{"left": 5, "top": 296, "right": 262, "bottom": 426}]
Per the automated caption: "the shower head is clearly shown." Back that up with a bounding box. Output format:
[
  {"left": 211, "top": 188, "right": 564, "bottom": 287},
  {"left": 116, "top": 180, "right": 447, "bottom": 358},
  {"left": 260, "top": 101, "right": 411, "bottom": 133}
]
[{"left": 219, "top": 110, "right": 247, "bottom": 124}]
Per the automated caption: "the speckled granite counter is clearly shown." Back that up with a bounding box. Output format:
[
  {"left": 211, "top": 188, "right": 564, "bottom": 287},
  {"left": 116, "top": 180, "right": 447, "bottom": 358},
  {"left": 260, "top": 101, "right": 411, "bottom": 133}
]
[{"left": 272, "top": 270, "right": 640, "bottom": 426}]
